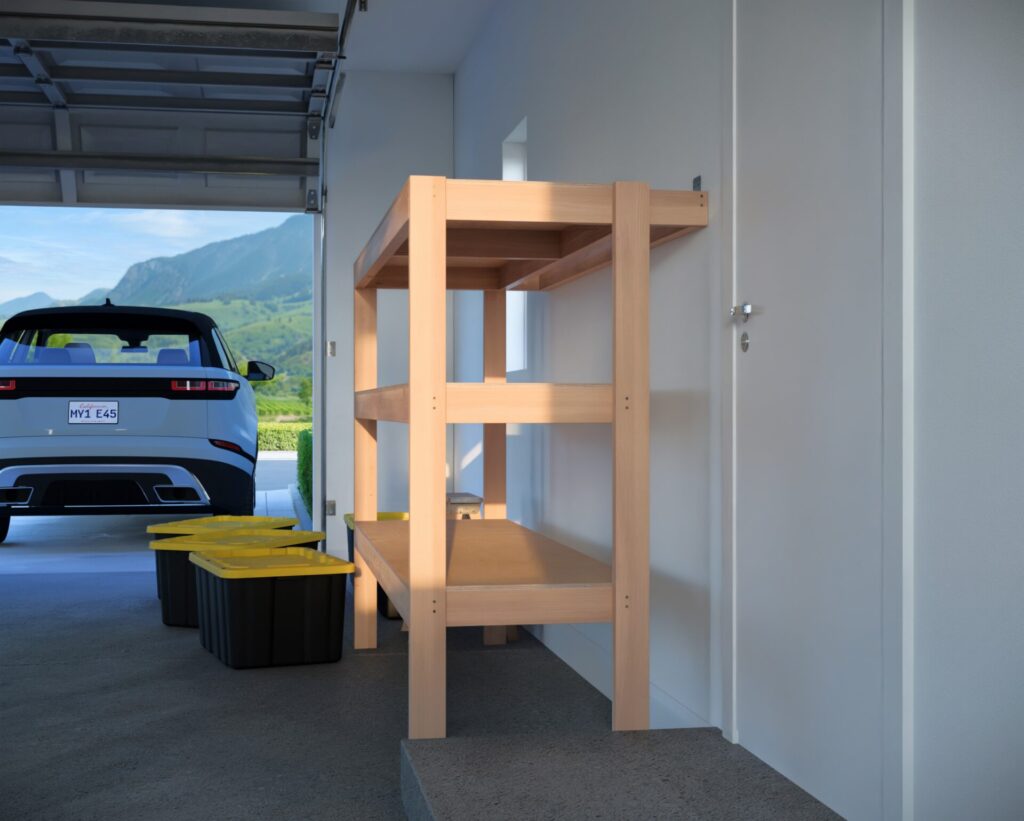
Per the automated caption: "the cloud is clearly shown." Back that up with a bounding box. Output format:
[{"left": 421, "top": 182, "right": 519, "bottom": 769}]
[{"left": 109, "top": 210, "right": 202, "bottom": 240}]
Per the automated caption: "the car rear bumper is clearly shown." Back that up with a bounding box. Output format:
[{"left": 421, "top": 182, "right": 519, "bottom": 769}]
[{"left": 0, "top": 452, "right": 254, "bottom": 517}]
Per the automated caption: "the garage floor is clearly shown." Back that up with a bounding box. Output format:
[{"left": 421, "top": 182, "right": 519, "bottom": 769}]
[
  {"left": 0, "top": 458, "right": 831, "bottom": 821},
  {"left": 0, "top": 455, "right": 608, "bottom": 820},
  {"left": 0, "top": 545, "right": 615, "bottom": 819}
]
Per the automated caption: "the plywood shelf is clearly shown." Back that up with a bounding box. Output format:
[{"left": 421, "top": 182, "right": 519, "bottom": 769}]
[
  {"left": 353, "top": 519, "right": 613, "bottom": 627},
  {"left": 355, "top": 383, "right": 613, "bottom": 424},
  {"left": 353, "top": 177, "right": 707, "bottom": 292}
]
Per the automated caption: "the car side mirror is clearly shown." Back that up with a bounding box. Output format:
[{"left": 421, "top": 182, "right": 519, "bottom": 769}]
[{"left": 246, "top": 361, "right": 276, "bottom": 382}]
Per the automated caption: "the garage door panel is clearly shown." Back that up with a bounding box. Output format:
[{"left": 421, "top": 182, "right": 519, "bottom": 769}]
[
  {"left": 0, "top": 1, "right": 338, "bottom": 211},
  {"left": 0, "top": 121, "right": 55, "bottom": 151},
  {"left": 0, "top": 120, "right": 57, "bottom": 185},
  {"left": 0, "top": 180, "right": 60, "bottom": 203},
  {"left": 77, "top": 183, "right": 304, "bottom": 211},
  {"left": 204, "top": 175, "right": 301, "bottom": 192},
  {"left": 80, "top": 124, "right": 179, "bottom": 154},
  {"left": 204, "top": 127, "right": 303, "bottom": 157}
]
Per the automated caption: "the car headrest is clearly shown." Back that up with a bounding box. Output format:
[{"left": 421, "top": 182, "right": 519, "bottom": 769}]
[
  {"left": 35, "top": 348, "right": 72, "bottom": 365},
  {"left": 64, "top": 342, "right": 96, "bottom": 365},
  {"left": 157, "top": 348, "right": 189, "bottom": 366}
]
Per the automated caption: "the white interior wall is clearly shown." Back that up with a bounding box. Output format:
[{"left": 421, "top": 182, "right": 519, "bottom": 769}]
[
  {"left": 451, "top": 0, "right": 728, "bottom": 728},
  {"left": 318, "top": 71, "right": 453, "bottom": 551},
  {"left": 310, "top": 7, "right": 1024, "bottom": 817},
  {"left": 913, "top": 1, "right": 1024, "bottom": 818}
]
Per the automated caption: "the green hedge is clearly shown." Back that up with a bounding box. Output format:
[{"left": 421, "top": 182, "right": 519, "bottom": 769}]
[
  {"left": 257, "top": 422, "right": 309, "bottom": 452},
  {"left": 297, "top": 428, "right": 313, "bottom": 516}
]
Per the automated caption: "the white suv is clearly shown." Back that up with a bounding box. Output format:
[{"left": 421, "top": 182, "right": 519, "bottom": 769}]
[{"left": 0, "top": 303, "right": 275, "bottom": 543}]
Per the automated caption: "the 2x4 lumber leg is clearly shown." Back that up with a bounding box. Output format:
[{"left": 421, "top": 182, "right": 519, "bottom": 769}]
[
  {"left": 482, "top": 290, "right": 511, "bottom": 646},
  {"left": 612, "top": 181, "right": 651, "bottom": 731},
  {"left": 483, "top": 290, "right": 508, "bottom": 522},
  {"left": 353, "top": 534, "right": 378, "bottom": 650},
  {"left": 483, "top": 626, "right": 507, "bottom": 646},
  {"left": 353, "top": 288, "right": 379, "bottom": 650},
  {"left": 482, "top": 423, "right": 507, "bottom": 519},
  {"left": 407, "top": 176, "right": 448, "bottom": 739}
]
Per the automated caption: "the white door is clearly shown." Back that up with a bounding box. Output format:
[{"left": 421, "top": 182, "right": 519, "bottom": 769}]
[{"left": 733, "top": 2, "right": 885, "bottom": 818}]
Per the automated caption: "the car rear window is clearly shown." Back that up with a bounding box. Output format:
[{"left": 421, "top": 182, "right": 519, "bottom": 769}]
[{"left": 0, "top": 318, "right": 206, "bottom": 367}]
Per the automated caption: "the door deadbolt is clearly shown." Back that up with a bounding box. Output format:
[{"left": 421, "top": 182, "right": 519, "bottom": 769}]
[
  {"left": 731, "top": 303, "right": 761, "bottom": 323},
  {"left": 740, "top": 332, "right": 750, "bottom": 352}
]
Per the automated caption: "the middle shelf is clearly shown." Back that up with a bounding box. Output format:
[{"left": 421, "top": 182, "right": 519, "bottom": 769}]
[
  {"left": 354, "top": 382, "right": 613, "bottom": 424},
  {"left": 353, "top": 519, "right": 613, "bottom": 627}
]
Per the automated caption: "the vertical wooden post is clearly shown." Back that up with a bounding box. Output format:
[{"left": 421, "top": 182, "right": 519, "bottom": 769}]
[
  {"left": 482, "top": 289, "right": 509, "bottom": 645},
  {"left": 352, "top": 286, "right": 379, "bottom": 650},
  {"left": 612, "top": 181, "right": 650, "bottom": 731},
  {"left": 407, "top": 176, "right": 448, "bottom": 739},
  {"left": 482, "top": 289, "right": 508, "bottom": 519}
]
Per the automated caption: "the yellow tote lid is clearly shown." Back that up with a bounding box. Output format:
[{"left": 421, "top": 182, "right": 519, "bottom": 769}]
[
  {"left": 343, "top": 511, "right": 408, "bottom": 530},
  {"left": 150, "top": 529, "right": 324, "bottom": 552},
  {"left": 147, "top": 515, "right": 299, "bottom": 536},
  {"left": 189, "top": 547, "right": 354, "bottom": 579}
]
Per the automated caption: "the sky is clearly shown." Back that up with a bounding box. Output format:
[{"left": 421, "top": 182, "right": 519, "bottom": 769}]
[{"left": 0, "top": 206, "right": 293, "bottom": 304}]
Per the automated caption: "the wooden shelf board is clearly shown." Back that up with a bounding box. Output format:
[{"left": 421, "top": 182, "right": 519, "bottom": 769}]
[
  {"left": 355, "top": 383, "right": 613, "bottom": 424},
  {"left": 448, "top": 383, "right": 612, "bottom": 423},
  {"left": 353, "top": 177, "right": 707, "bottom": 292},
  {"left": 353, "top": 519, "right": 613, "bottom": 627},
  {"left": 354, "top": 180, "right": 410, "bottom": 289}
]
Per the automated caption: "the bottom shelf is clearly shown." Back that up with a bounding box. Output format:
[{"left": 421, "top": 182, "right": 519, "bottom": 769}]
[{"left": 353, "top": 519, "right": 612, "bottom": 626}]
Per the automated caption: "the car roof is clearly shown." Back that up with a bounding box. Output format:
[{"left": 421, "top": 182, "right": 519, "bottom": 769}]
[{"left": 1, "top": 305, "right": 218, "bottom": 335}]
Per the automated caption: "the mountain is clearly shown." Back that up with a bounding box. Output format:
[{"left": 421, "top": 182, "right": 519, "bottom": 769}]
[
  {"left": 76, "top": 288, "right": 111, "bottom": 306},
  {"left": 0, "top": 290, "right": 58, "bottom": 321},
  {"left": 107, "top": 215, "right": 312, "bottom": 306}
]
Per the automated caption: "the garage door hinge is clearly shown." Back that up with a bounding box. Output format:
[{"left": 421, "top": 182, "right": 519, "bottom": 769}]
[
  {"left": 307, "top": 116, "right": 323, "bottom": 141},
  {"left": 306, "top": 188, "right": 321, "bottom": 213},
  {"left": 325, "top": 500, "right": 336, "bottom": 516}
]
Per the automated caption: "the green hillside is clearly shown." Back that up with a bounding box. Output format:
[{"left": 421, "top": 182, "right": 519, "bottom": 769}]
[{"left": 167, "top": 296, "right": 312, "bottom": 400}]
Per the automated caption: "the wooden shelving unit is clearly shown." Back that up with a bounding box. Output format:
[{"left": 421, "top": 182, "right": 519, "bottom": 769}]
[{"left": 352, "top": 177, "right": 707, "bottom": 739}]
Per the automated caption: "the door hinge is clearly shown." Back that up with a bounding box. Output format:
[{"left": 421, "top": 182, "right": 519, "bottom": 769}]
[{"left": 325, "top": 500, "right": 336, "bottom": 516}]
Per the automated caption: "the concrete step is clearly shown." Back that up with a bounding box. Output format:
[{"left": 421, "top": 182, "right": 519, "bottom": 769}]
[{"left": 401, "top": 728, "right": 839, "bottom": 821}]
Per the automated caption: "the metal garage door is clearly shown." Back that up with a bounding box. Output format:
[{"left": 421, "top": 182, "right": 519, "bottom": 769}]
[{"left": 0, "top": 0, "right": 343, "bottom": 211}]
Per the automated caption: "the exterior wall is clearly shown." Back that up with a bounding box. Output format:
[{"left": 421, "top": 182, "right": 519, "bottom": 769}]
[
  {"left": 318, "top": 72, "right": 453, "bottom": 554},
  {"left": 913, "top": 1, "right": 1024, "bottom": 817},
  {"left": 452, "top": 0, "right": 728, "bottom": 728}
]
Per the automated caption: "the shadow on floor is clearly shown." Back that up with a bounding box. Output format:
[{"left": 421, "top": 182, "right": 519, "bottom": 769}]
[{"left": 0, "top": 570, "right": 611, "bottom": 821}]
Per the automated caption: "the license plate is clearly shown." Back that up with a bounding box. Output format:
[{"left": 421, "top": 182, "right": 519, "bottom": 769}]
[{"left": 68, "top": 401, "right": 119, "bottom": 425}]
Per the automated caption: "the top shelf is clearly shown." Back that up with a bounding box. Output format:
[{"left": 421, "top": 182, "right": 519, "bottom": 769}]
[{"left": 354, "top": 177, "right": 708, "bottom": 293}]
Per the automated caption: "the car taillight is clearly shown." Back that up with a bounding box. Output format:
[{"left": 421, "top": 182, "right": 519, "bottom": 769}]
[
  {"left": 209, "top": 438, "right": 254, "bottom": 463},
  {"left": 207, "top": 380, "right": 239, "bottom": 393},
  {"left": 0, "top": 379, "right": 15, "bottom": 391},
  {"left": 170, "top": 379, "right": 206, "bottom": 392}
]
